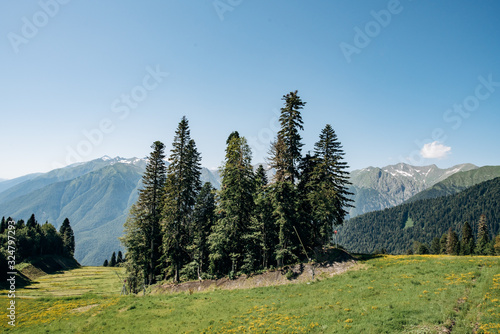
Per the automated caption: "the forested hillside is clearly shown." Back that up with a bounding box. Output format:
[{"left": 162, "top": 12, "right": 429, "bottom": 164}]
[{"left": 341, "top": 177, "right": 500, "bottom": 254}]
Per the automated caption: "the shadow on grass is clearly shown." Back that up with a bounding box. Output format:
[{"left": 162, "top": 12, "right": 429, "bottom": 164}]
[{"left": 351, "top": 253, "right": 384, "bottom": 262}]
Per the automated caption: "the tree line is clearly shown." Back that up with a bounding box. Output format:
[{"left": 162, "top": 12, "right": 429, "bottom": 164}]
[
  {"left": 0, "top": 214, "right": 75, "bottom": 266},
  {"left": 409, "top": 215, "right": 500, "bottom": 256},
  {"left": 121, "top": 91, "right": 353, "bottom": 292},
  {"left": 342, "top": 176, "right": 500, "bottom": 254},
  {"left": 102, "top": 250, "right": 124, "bottom": 267}
]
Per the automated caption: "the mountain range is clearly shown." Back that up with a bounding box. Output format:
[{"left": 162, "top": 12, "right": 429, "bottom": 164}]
[
  {"left": 347, "top": 163, "right": 478, "bottom": 217},
  {"left": 341, "top": 176, "right": 500, "bottom": 254},
  {"left": 1, "top": 158, "right": 499, "bottom": 265},
  {"left": 0, "top": 157, "right": 220, "bottom": 265}
]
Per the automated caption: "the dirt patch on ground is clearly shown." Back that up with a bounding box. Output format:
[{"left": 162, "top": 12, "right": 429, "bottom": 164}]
[{"left": 152, "top": 249, "right": 357, "bottom": 294}]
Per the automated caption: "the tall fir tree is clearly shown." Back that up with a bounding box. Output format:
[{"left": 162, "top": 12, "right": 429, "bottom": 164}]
[
  {"left": 117, "top": 251, "right": 123, "bottom": 264},
  {"left": 270, "top": 90, "right": 306, "bottom": 184},
  {"left": 268, "top": 91, "right": 306, "bottom": 267},
  {"left": 121, "top": 204, "right": 148, "bottom": 292},
  {"left": 27, "top": 214, "right": 37, "bottom": 229},
  {"left": 110, "top": 252, "right": 117, "bottom": 267},
  {"left": 59, "top": 218, "right": 75, "bottom": 257},
  {"left": 186, "top": 182, "right": 216, "bottom": 279},
  {"left": 162, "top": 116, "right": 202, "bottom": 282},
  {"left": 430, "top": 237, "right": 441, "bottom": 254},
  {"left": 302, "top": 124, "right": 354, "bottom": 245},
  {"left": 439, "top": 234, "right": 448, "bottom": 254},
  {"left": 250, "top": 165, "right": 276, "bottom": 269},
  {"left": 120, "top": 141, "right": 167, "bottom": 285},
  {"left": 313, "top": 125, "right": 353, "bottom": 227},
  {"left": 476, "top": 214, "right": 490, "bottom": 255},
  {"left": 209, "top": 132, "right": 255, "bottom": 276},
  {"left": 461, "top": 221, "right": 475, "bottom": 255},
  {"left": 446, "top": 227, "right": 459, "bottom": 255}
]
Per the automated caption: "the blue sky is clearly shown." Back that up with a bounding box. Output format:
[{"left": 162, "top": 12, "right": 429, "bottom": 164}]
[{"left": 1, "top": 0, "right": 499, "bottom": 179}]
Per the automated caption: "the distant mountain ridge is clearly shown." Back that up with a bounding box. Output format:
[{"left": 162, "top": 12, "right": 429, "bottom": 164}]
[
  {"left": 0, "top": 159, "right": 494, "bottom": 265},
  {"left": 348, "top": 163, "right": 478, "bottom": 217},
  {"left": 406, "top": 166, "right": 500, "bottom": 203},
  {"left": 341, "top": 177, "right": 500, "bottom": 254},
  {"left": 0, "top": 156, "right": 221, "bottom": 265}
]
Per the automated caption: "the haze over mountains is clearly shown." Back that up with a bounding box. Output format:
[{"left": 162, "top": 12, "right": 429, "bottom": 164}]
[{"left": 1, "top": 157, "right": 498, "bottom": 265}]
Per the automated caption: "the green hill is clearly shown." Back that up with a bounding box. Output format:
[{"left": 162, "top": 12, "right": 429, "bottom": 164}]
[
  {"left": 0, "top": 164, "right": 143, "bottom": 265},
  {"left": 341, "top": 177, "right": 500, "bottom": 254},
  {"left": 0, "top": 157, "right": 221, "bottom": 266},
  {"left": 407, "top": 165, "right": 500, "bottom": 202}
]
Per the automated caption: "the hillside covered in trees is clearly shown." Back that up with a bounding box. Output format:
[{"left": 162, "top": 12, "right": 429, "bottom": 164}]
[
  {"left": 0, "top": 214, "right": 77, "bottom": 281},
  {"left": 341, "top": 177, "right": 500, "bottom": 254},
  {"left": 121, "top": 91, "right": 353, "bottom": 292}
]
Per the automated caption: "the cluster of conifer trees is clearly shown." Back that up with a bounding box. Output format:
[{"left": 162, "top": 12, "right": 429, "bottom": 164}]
[
  {"left": 121, "top": 91, "right": 353, "bottom": 291},
  {"left": 411, "top": 215, "right": 500, "bottom": 256},
  {"left": 102, "top": 251, "right": 124, "bottom": 267},
  {"left": 0, "top": 214, "right": 75, "bottom": 263}
]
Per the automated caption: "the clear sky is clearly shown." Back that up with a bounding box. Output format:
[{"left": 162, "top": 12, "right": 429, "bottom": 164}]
[{"left": 1, "top": 0, "right": 499, "bottom": 179}]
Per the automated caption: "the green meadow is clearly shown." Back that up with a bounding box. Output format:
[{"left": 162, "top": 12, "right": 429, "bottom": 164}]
[{"left": 1, "top": 255, "right": 499, "bottom": 333}]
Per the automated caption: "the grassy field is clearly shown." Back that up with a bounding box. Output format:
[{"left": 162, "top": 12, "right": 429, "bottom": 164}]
[{"left": 1, "top": 255, "right": 499, "bottom": 333}]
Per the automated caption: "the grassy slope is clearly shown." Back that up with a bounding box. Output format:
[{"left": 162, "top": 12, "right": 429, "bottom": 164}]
[{"left": 1, "top": 256, "right": 499, "bottom": 333}]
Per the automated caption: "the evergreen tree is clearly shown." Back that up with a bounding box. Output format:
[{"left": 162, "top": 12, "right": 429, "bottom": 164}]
[
  {"left": 476, "top": 214, "right": 490, "bottom": 255},
  {"left": 16, "top": 219, "right": 25, "bottom": 229},
  {"left": 1, "top": 217, "right": 6, "bottom": 233},
  {"left": 251, "top": 165, "right": 276, "bottom": 269},
  {"left": 59, "top": 218, "right": 75, "bottom": 257},
  {"left": 267, "top": 91, "right": 307, "bottom": 267},
  {"left": 446, "top": 228, "right": 459, "bottom": 255},
  {"left": 41, "top": 222, "right": 63, "bottom": 256},
  {"left": 162, "top": 116, "right": 202, "bottom": 282},
  {"left": 103, "top": 259, "right": 109, "bottom": 267},
  {"left": 121, "top": 205, "right": 148, "bottom": 292},
  {"left": 305, "top": 124, "right": 353, "bottom": 244},
  {"left": 430, "top": 237, "right": 441, "bottom": 254},
  {"left": 121, "top": 141, "right": 167, "bottom": 285},
  {"left": 209, "top": 132, "right": 255, "bottom": 276},
  {"left": 27, "top": 214, "right": 37, "bottom": 229},
  {"left": 269, "top": 137, "right": 287, "bottom": 183},
  {"left": 270, "top": 181, "right": 300, "bottom": 267},
  {"left": 461, "top": 221, "right": 475, "bottom": 255},
  {"left": 110, "top": 252, "right": 117, "bottom": 267},
  {"left": 270, "top": 90, "right": 306, "bottom": 184},
  {"left": 117, "top": 251, "right": 123, "bottom": 264},
  {"left": 494, "top": 234, "right": 500, "bottom": 255},
  {"left": 439, "top": 234, "right": 447, "bottom": 254},
  {"left": 414, "top": 242, "right": 429, "bottom": 255},
  {"left": 185, "top": 182, "right": 216, "bottom": 279}
]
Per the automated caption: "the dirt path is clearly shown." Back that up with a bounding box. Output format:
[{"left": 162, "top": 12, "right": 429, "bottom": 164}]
[{"left": 152, "top": 250, "right": 358, "bottom": 294}]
